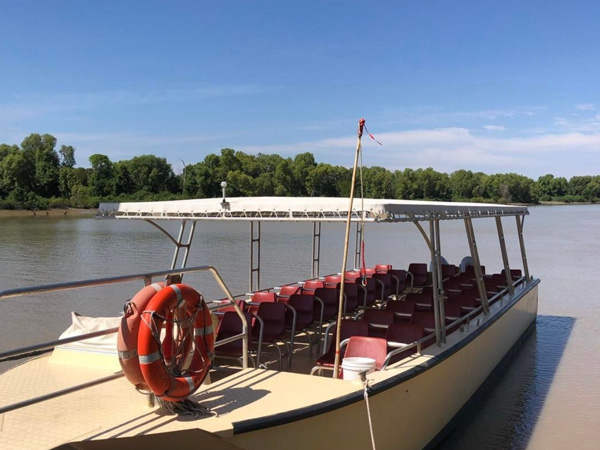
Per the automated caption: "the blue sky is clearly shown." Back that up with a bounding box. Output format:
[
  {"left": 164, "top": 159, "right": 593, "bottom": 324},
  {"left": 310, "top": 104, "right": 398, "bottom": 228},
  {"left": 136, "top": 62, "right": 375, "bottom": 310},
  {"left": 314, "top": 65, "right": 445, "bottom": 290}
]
[{"left": 1, "top": 0, "right": 599, "bottom": 178}]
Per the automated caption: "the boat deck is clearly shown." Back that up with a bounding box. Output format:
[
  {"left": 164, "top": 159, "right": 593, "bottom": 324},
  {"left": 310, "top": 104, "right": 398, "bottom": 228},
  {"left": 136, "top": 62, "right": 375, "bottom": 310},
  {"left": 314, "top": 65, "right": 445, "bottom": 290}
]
[{"left": 0, "top": 349, "right": 366, "bottom": 449}]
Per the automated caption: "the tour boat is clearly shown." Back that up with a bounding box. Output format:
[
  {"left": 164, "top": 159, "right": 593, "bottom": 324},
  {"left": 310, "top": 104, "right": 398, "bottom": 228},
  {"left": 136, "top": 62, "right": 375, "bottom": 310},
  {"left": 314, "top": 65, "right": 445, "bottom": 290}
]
[{"left": 0, "top": 195, "right": 538, "bottom": 450}]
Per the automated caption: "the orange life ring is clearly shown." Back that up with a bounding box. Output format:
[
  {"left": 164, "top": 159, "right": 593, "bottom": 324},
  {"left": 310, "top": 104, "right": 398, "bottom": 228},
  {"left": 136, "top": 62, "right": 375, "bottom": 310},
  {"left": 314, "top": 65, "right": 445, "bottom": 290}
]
[
  {"left": 137, "top": 284, "right": 214, "bottom": 402},
  {"left": 117, "top": 282, "right": 164, "bottom": 390}
]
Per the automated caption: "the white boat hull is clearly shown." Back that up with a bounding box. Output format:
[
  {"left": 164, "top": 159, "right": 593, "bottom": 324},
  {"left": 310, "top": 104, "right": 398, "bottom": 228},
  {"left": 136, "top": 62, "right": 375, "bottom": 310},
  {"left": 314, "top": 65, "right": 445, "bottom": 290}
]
[{"left": 227, "top": 282, "right": 538, "bottom": 450}]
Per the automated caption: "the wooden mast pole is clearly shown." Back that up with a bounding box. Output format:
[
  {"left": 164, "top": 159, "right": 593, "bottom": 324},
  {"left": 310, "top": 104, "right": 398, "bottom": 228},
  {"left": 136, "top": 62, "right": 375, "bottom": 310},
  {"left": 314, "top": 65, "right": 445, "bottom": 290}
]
[{"left": 333, "top": 118, "right": 364, "bottom": 378}]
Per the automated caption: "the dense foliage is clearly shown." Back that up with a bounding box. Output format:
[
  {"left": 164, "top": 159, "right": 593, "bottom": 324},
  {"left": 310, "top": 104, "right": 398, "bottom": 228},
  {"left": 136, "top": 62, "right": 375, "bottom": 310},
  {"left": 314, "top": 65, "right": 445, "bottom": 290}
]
[{"left": 1, "top": 133, "right": 599, "bottom": 210}]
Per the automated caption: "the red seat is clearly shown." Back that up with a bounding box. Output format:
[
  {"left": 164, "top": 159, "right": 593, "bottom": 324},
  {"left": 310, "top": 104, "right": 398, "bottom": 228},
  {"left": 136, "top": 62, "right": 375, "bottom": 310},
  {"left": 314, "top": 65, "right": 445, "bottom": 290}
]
[
  {"left": 465, "top": 264, "right": 486, "bottom": 276},
  {"left": 385, "top": 299, "right": 415, "bottom": 323},
  {"left": 456, "top": 294, "right": 478, "bottom": 314},
  {"left": 405, "top": 292, "right": 433, "bottom": 311},
  {"left": 214, "top": 311, "right": 254, "bottom": 367},
  {"left": 247, "top": 291, "right": 277, "bottom": 315},
  {"left": 312, "top": 287, "right": 339, "bottom": 322},
  {"left": 252, "top": 302, "right": 288, "bottom": 370},
  {"left": 408, "top": 263, "right": 429, "bottom": 287},
  {"left": 303, "top": 280, "right": 324, "bottom": 291},
  {"left": 441, "top": 264, "right": 457, "bottom": 279},
  {"left": 375, "top": 264, "right": 392, "bottom": 274},
  {"left": 410, "top": 311, "right": 437, "bottom": 333},
  {"left": 385, "top": 323, "right": 425, "bottom": 363},
  {"left": 277, "top": 285, "right": 301, "bottom": 303},
  {"left": 340, "top": 336, "right": 388, "bottom": 376},
  {"left": 362, "top": 309, "right": 395, "bottom": 338},
  {"left": 389, "top": 269, "right": 408, "bottom": 294},
  {"left": 286, "top": 293, "right": 320, "bottom": 356},
  {"left": 311, "top": 320, "right": 369, "bottom": 376},
  {"left": 372, "top": 271, "right": 392, "bottom": 300}
]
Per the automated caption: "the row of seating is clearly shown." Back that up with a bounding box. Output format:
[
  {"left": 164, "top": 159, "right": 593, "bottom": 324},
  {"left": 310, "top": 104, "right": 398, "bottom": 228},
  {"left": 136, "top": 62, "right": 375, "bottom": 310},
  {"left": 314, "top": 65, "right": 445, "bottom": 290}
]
[
  {"left": 212, "top": 262, "right": 418, "bottom": 371},
  {"left": 213, "top": 262, "right": 522, "bottom": 373}
]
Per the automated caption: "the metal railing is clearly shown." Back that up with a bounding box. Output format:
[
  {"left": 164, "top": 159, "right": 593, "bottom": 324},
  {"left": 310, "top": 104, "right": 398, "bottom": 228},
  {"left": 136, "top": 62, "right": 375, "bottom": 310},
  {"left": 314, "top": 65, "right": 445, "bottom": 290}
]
[{"left": 0, "top": 265, "right": 249, "bottom": 414}]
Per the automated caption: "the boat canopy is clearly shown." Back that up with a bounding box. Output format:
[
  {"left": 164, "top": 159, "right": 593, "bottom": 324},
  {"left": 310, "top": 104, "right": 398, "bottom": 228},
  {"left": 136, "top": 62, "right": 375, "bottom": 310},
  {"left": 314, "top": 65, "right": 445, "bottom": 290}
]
[{"left": 98, "top": 197, "right": 528, "bottom": 223}]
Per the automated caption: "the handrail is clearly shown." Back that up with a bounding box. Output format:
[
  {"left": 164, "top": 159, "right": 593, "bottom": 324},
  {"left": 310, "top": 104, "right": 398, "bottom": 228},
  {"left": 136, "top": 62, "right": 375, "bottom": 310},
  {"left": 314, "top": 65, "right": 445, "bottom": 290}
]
[{"left": 0, "top": 265, "right": 250, "bottom": 369}]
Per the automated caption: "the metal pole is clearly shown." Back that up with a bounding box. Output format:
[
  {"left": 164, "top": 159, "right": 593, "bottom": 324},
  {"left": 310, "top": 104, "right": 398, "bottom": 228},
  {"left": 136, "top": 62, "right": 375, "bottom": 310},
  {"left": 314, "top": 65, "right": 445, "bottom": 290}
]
[
  {"left": 333, "top": 118, "right": 364, "bottom": 378},
  {"left": 170, "top": 220, "right": 187, "bottom": 270},
  {"left": 249, "top": 221, "right": 261, "bottom": 291},
  {"left": 312, "top": 222, "right": 321, "bottom": 279},
  {"left": 434, "top": 219, "right": 446, "bottom": 343},
  {"left": 180, "top": 221, "right": 197, "bottom": 270},
  {"left": 429, "top": 221, "right": 443, "bottom": 345},
  {"left": 495, "top": 217, "right": 514, "bottom": 295},
  {"left": 516, "top": 215, "right": 530, "bottom": 280},
  {"left": 464, "top": 217, "right": 490, "bottom": 315}
]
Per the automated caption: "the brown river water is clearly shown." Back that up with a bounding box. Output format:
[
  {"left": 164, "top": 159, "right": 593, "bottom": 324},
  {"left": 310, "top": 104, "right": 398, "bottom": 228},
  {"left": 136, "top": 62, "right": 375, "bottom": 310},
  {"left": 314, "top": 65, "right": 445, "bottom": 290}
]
[{"left": 0, "top": 204, "right": 598, "bottom": 449}]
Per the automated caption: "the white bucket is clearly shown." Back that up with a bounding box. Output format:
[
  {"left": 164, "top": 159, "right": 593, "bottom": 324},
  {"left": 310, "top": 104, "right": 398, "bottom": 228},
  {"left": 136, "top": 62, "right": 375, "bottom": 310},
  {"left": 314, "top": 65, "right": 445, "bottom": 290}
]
[{"left": 341, "top": 357, "right": 376, "bottom": 381}]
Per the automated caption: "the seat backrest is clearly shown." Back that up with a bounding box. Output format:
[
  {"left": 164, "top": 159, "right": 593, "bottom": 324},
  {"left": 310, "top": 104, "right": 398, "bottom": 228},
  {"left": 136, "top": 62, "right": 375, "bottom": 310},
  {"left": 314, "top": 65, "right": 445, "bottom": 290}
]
[
  {"left": 408, "top": 263, "right": 428, "bottom": 286},
  {"left": 217, "top": 311, "right": 252, "bottom": 339},
  {"left": 278, "top": 285, "right": 301, "bottom": 299},
  {"left": 344, "top": 271, "right": 361, "bottom": 281},
  {"left": 385, "top": 323, "right": 425, "bottom": 344},
  {"left": 254, "top": 302, "right": 286, "bottom": 339},
  {"left": 441, "top": 264, "right": 457, "bottom": 278},
  {"left": 344, "top": 336, "right": 388, "bottom": 370},
  {"left": 252, "top": 291, "right": 277, "bottom": 303},
  {"left": 216, "top": 311, "right": 252, "bottom": 353},
  {"left": 287, "top": 294, "right": 314, "bottom": 328},
  {"left": 385, "top": 299, "right": 415, "bottom": 315},
  {"left": 410, "top": 311, "right": 436, "bottom": 331},
  {"left": 363, "top": 309, "right": 395, "bottom": 326},
  {"left": 324, "top": 275, "right": 341, "bottom": 287},
  {"left": 303, "top": 280, "right": 324, "bottom": 291},
  {"left": 465, "top": 264, "right": 486, "bottom": 276},
  {"left": 375, "top": 264, "right": 392, "bottom": 274}
]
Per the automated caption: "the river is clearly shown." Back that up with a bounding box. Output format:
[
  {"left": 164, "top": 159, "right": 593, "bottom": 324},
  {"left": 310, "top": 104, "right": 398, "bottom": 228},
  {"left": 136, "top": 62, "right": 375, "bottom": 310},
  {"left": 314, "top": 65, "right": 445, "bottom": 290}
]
[{"left": 0, "top": 204, "right": 598, "bottom": 449}]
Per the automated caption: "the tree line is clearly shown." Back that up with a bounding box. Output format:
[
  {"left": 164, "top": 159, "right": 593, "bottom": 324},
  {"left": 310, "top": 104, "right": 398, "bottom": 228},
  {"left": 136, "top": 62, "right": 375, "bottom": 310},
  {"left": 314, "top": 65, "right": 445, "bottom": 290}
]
[{"left": 1, "top": 133, "right": 599, "bottom": 210}]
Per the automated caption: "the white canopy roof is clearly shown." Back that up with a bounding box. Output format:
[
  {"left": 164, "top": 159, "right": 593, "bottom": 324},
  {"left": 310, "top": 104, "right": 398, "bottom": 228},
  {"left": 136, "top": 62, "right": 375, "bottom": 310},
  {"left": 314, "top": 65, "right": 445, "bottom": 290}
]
[{"left": 98, "top": 197, "right": 528, "bottom": 223}]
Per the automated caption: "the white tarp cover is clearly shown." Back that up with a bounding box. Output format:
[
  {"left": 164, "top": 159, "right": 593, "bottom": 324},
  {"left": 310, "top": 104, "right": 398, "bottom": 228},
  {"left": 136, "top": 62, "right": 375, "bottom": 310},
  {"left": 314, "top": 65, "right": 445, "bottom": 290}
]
[
  {"left": 98, "top": 197, "right": 528, "bottom": 222},
  {"left": 56, "top": 312, "right": 120, "bottom": 355}
]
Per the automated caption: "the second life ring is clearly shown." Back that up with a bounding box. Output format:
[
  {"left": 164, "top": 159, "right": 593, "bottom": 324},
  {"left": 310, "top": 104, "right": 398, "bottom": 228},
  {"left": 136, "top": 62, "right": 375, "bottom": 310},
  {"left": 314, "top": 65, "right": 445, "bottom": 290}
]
[
  {"left": 117, "top": 282, "right": 164, "bottom": 390},
  {"left": 137, "top": 284, "right": 214, "bottom": 402}
]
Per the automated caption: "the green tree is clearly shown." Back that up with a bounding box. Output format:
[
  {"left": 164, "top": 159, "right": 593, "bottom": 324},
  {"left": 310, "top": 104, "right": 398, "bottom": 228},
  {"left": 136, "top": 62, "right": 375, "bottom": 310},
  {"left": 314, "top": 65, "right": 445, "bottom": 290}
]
[
  {"left": 361, "top": 166, "right": 395, "bottom": 198},
  {"left": 291, "top": 152, "right": 317, "bottom": 196},
  {"left": 21, "top": 133, "right": 60, "bottom": 198},
  {"left": 89, "top": 154, "right": 114, "bottom": 196},
  {"left": 59, "top": 145, "right": 76, "bottom": 168},
  {"left": 306, "top": 164, "right": 351, "bottom": 197},
  {"left": 0, "top": 151, "right": 36, "bottom": 194}
]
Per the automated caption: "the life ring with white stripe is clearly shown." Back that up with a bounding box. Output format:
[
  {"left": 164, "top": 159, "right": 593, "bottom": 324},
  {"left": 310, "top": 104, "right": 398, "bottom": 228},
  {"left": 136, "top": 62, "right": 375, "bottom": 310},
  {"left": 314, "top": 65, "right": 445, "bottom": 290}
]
[
  {"left": 138, "top": 284, "right": 214, "bottom": 402},
  {"left": 117, "top": 282, "right": 165, "bottom": 390}
]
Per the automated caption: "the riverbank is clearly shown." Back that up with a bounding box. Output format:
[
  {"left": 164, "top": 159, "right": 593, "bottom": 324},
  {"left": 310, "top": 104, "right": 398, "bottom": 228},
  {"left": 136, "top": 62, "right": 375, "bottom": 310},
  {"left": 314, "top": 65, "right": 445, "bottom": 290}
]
[{"left": 0, "top": 208, "right": 96, "bottom": 217}]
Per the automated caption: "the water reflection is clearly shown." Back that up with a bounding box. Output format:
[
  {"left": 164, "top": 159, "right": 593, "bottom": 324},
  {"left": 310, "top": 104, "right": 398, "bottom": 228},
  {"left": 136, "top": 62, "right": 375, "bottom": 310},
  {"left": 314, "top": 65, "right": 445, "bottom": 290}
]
[{"left": 439, "top": 315, "right": 576, "bottom": 449}]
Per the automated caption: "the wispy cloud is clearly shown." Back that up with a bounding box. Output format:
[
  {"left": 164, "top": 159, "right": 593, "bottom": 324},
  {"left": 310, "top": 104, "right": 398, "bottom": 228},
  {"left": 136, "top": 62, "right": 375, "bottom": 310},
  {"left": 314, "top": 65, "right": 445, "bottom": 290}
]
[
  {"left": 237, "top": 126, "right": 600, "bottom": 177},
  {"left": 575, "top": 103, "right": 595, "bottom": 111},
  {"left": 0, "top": 84, "right": 273, "bottom": 121},
  {"left": 483, "top": 125, "right": 505, "bottom": 131}
]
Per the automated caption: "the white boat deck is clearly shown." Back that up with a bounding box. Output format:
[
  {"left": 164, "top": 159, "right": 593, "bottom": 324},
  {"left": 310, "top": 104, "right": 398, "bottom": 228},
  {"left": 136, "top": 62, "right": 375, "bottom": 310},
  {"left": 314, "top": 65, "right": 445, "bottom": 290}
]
[{"left": 0, "top": 353, "right": 365, "bottom": 449}]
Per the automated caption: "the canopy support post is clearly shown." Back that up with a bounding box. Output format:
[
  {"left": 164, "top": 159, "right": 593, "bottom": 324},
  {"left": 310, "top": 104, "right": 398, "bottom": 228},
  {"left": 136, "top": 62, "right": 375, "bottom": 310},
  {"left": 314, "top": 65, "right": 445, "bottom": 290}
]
[
  {"left": 516, "top": 215, "right": 530, "bottom": 280},
  {"left": 144, "top": 219, "right": 197, "bottom": 274},
  {"left": 250, "top": 221, "right": 261, "bottom": 292},
  {"left": 430, "top": 220, "right": 446, "bottom": 345},
  {"left": 464, "top": 216, "right": 490, "bottom": 315},
  {"left": 496, "top": 217, "right": 514, "bottom": 295},
  {"left": 312, "top": 222, "right": 321, "bottom": 279}
]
